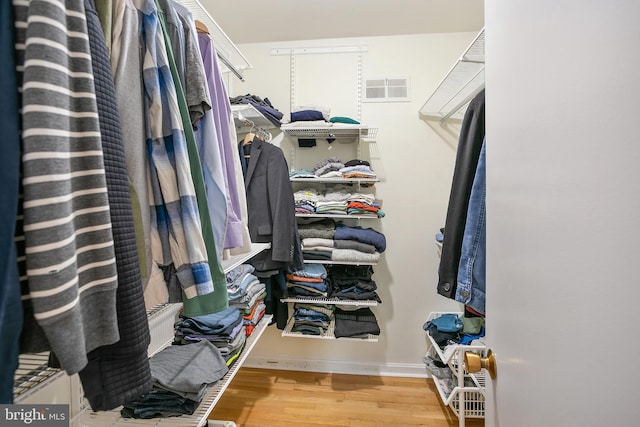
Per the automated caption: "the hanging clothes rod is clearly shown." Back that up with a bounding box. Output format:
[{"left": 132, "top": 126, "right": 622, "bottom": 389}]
[
  {"left": 234, "top": 113, "right": 273, "bottom": 142},
  {"left": 217, "top": 53, "right": 245, "bottom": 82},
  {"left": 175, "top": 0, "right": 251, "bottom": 81}
]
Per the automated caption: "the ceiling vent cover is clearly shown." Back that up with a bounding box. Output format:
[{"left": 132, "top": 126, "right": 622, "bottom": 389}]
[{"left": 364, "top": 76, "right": 410, "bottom": 102}]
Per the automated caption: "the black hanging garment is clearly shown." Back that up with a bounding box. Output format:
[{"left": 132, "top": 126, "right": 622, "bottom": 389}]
[
  {"left": 437, "top": 89, "right": 485, "bottom": 299},
  {"left": 77, "top": 0, "right": 152, "bottom": 410}
]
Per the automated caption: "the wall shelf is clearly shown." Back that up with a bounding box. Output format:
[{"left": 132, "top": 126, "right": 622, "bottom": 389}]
[
  {"left": 221, "top": 242, "right": 271, "bottom": 273},
  {"left": 282, "top": 317, "right": 378, "bottom": 342},
  {"left": 281, "top": 297, "right": 378, "bottom": 306},
  {"left": 296, "top": 213, "right": 380, "bottom": 219},
  {"left": 303, "top": 259, "right": 378, "bottom": 266},
  {"left": 281, "top": 125, "right": 377, "bottom": 140},
  {"left": 231, "top": 104, "right": 277, "bottom": 133},
  {"left": 16, "top": 243, "right": 273, "bottom": 426},
  {"left": 290, "top": 177, "right": 379, "bottom": 184},
  {"left": 419, "top": 28, "right": 485, "bottom": 122},
  {"left": 74, "top": 315, "right": 272, "bottom": 427}
]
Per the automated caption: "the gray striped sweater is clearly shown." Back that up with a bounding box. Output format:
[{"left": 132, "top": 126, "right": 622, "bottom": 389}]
[{"left": 15, "top": 0, "right": 120, "bottom": 374}]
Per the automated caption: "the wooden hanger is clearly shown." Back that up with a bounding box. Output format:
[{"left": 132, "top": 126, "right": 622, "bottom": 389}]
[
  {"left": 242, "top": 132, "right": 254, "bottom": 159},
  {"left": 195, "top": 19, "right": 210, "bottom": 34},
  {"left": 243, "top": 132, "right": 255, "bottom": 146}
]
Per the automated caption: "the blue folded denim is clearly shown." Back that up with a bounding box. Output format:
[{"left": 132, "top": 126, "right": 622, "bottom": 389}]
[
  {"left": 226, "top": 263, "right": 255, "bottom": 285},
  {"left": 176, "top": 314, "right": 242, "bottom": 337},
  {"left": 293, "top": 308, "right": 330, "bottom": 321},
  {"left": 288, "top": 263, "right": 327, "bottom": 279},
  {"left": 176, "top": 307, "right": 241, "bottom": 334},
  {"left": 227, "top": 273, "right": 259, "bottom": 299}
]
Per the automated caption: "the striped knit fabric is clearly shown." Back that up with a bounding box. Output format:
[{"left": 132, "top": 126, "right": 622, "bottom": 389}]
[
  {"left": 14, "top": 0, "right": 120, "bottom": 374},
  {"left": 139, "top": 0, "right": 214, "bottom": 299}
]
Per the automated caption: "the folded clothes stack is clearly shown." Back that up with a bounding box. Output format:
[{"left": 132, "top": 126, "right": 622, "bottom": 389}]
[{"left": 121, "top": 340, "right": 227, "bottom": 419}]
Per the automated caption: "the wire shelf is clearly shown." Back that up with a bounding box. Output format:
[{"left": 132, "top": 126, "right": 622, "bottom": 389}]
[
  {"left": 420, "top": 28, "right": 485, "bottom": 122},
  {"left": 174, "top": 0, "right": 250, "bottom": 80},
  {"left": 295, "top": 213, "right": 380, "bottom": 219},
  {"left": 281, "top": 297, "right": 378, "bottom": 306},
  {"left": 13, "top": 353, "right": 62, "bottom": 399},
  {"left": 303, "top": 259, "right": 378, "bottom": 266},
  {"left": 282, "top": 126, "right": 377, "bottom": 140},
  {"left": 281, "top": 317, "right": 378, "bottom": 342},
  {"left": 74, "top": 315, "right": 272, "bottom": 427},
  {"left": 290, "top": 177, "right": 379, "bottom": 184},
  {"left": 424, "top": 312, "right": 486, "bottom": 421}
]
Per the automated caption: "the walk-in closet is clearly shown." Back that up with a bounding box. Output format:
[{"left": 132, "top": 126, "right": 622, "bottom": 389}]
[{"left": 4, "top": 1, "right": 640, "bottom": 426}]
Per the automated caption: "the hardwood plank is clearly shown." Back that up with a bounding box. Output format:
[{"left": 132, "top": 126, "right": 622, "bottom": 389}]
[{"left": 209, "top": 368, "right": 485, "bottom": 427}]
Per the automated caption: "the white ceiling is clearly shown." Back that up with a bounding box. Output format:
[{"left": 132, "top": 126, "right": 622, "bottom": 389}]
[{"left": 200, "top": 0, "right": 484, "bottom": 44}]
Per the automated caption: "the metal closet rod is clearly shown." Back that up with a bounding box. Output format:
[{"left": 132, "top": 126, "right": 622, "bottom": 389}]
[
  {"left": 217, "top": 53, "right": 245, "bottom": 82},
  {"left": 440, "top": 83, "right": 485, "bottom": 123},
  {"left": 236, "top": 115, "right": 272, "bottom": 142},
  {"left": 177, "top": 0, "right": 250, "bottom": 81}
]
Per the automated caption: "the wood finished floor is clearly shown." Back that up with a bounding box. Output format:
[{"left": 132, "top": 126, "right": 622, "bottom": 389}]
[{"left": 209, "top": 368, "right": 485, "bottom": 427}]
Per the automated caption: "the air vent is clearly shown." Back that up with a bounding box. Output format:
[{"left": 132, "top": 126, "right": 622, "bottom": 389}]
[{"left": 364, "top": 76, "right": 410, "bottom": 102}]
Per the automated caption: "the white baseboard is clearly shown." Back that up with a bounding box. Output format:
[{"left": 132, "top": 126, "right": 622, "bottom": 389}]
[{"left": 244, "top": 356, "right": 428, "bottom": 378}]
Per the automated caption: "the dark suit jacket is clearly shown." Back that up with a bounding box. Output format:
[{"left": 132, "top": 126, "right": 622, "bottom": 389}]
[{"left": 244, "top": 137, "right": 299, "bottom": 272}]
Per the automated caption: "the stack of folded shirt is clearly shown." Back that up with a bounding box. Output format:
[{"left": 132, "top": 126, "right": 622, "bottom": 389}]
[
  {"left": 313, "top": 157, "right": 345, "bottom": 178},
  {"left": 173, "top": 307, "right": 247, "bottom": 366},
  {"left": 298, "top": 219, "right": 385, "bottom": 263},
  {"left": 315, "top": 187, "right": 351, "bottom": 215},
  {"left": 334, "top": 224, "right": 386, "bottom": 253},
  {"left": 225, "top": 264, "right": 267, "bottom": 336},
  {"left": 333, "top": 306, "right": 380, "bottom": 339},
  {"left": 340, "top": 159, "right": 377, "bottom": 180},
  {"left": 290, "top": 169, "right": 317, "bottom": 179},
  {"left": 121, "top": 340, "right": 227, "bottom": 419},
  {"left": 298, "top": 218, "right": 336, "bottom": 240},
  {"left": 286, "top": 267, "right": 328, "bottom": 298},
  {"left": 291, "top": 303, "right": 334, "bottom": 336},
  {"left": 294, "top": 187, "right": 320, "bottom": 214},
  {"left": 302, "top": 237, "right": 378, "bottom": 261},
  {"left": 346, "top": 192, "right": 385, "bottom": 218},
  {"left": 226, "top": 264, "right": 257, "bottom": 302},
  {"left": 243, "top": 299, "right": 266, "bottom": 336},
  {"left": 295, "top": 187, "right": 382, "bottom": 217},
  {"left": 289, "top": 263, "right": 328, "bottom": 281},
  {"left": 326, "top": 264, "right": 381, "bottom": 302}
]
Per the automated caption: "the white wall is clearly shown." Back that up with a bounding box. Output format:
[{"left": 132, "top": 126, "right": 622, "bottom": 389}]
[{"left": 227, "top": 32, "right": 479, "bottom": 376}]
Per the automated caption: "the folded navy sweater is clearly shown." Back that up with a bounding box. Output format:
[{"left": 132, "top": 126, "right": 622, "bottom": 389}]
[{"left": 334, "top": 225, "right": 386, "bottom": 253}]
